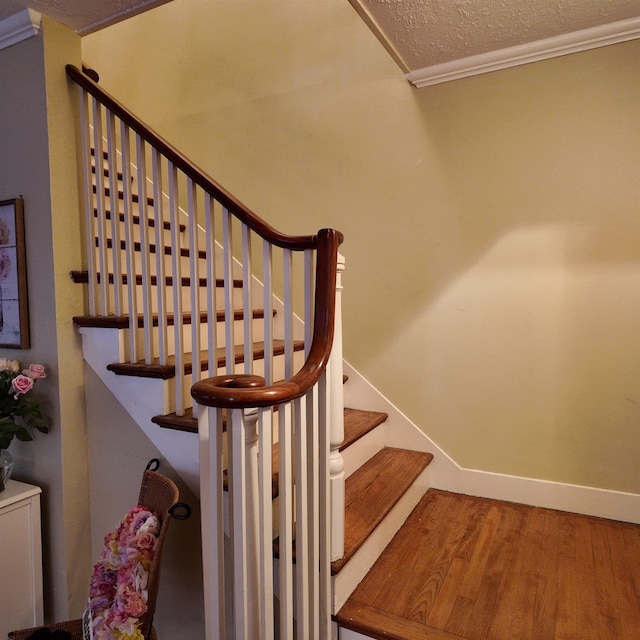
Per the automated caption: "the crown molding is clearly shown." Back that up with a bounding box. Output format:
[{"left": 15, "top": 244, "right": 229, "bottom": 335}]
[
  {"left": 407, "top": 16, "right": 640, "bottom": 88},
  {"left": 0, "top": 9, "right": 42, "bottom": 52}
]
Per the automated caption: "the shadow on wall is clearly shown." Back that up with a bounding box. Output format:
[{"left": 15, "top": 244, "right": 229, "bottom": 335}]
[{"left": 366, "top": 40, "right": 640, "bottom": 489}]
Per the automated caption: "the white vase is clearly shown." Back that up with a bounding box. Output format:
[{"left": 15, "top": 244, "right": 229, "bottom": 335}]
[{"left": 0, "top": 448, "right": 13, "bottom": 491}]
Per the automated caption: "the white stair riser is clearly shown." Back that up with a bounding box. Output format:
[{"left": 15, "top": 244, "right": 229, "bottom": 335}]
[
  {"left": 338, "top": 630, "right": 372, "bottom": 640},
  {"left": 127, "top": 315, "right": 267, "bottom": 361},
  {"left": 93, "top": 215, "right": 184, "bottom": 250},
  {"left": 95, "top": 277, "right": 245, "bottom": 314},
  {"left": 341, "top": 426, "right": 385, "bottom": 479},
  {"left": 94, "top": 246, "right": 208, "bottom": 284}
]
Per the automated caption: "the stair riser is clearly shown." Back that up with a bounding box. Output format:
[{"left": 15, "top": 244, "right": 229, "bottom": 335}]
[
  {"left": 95, "top": 277, "right": 244, "bottom": 314},
  {"left": 93, "top": 245, "right": 207, "bottom": 280},
  {"left": 338, "top": 630, "right": 370, "bottom": 640},
  {"left": 93, "top": 211, "right": 182, "bottom": 248},
  {"left": 341, "top": 426, "right": 385, "bottom": 479},
  {"left": 127, "top": 316, "right": 266, "bottom": 361}
]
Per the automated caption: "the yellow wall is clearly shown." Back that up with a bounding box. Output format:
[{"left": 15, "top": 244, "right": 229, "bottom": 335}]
[
  {"left": 0, "top": 17, "right": 91, "bottom": 621},
  {"left": 83, "top": 1, "right": 640, "bottom": 494}
]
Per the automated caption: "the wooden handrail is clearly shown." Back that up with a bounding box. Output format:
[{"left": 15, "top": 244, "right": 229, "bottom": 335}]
[
  {"left": 191, "top": 228, "right": 340, "bottom": 408},
  {"left": 66, "top": 64, "right": 343, "bottom": 250}
]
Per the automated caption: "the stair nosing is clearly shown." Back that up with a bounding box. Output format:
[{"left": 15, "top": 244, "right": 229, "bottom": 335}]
[
  {"left": 72, "top": 308, "right": 269, "bottom": 329},
  {"left": 97, "top": 237, "right": 208, "bottom": 260},
  {"left": 106, "top": 339, "right": 306, "bottom": 379},
  {"left": 69, "top": 269, "right": 243, "bottom": 289}
]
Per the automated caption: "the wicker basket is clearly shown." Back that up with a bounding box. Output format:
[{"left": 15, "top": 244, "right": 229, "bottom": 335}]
[{"left": 8, "top": 470, "right": 178, "bottom": 640}]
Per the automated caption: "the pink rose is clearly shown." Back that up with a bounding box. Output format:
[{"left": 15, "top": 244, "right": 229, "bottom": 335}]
[
  {"left": 135, "top": 531, "right": 157, "bottom": 551},
  {"left": 11, "top": 374, "right": 34, "bottom": 396},
  {"left": 24, "top": 364, "right": 46, "bottom": 379}
]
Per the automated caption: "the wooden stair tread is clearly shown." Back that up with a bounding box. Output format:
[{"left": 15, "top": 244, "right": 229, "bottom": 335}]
[
  {"left": 331, "top": 447, "right": 433, "bottom": 574},
  {"left": 154, "top": 406, "right": 386, "bottom": 441},
  {"left": 98, "top": 209, "right": 186, "bottom": 233},
  {"left": 73, "top": 308, "right": 268, "bottom": 329},
  {"left": 106, "top": 339, "right": 305, "bottom": 379},
  {"left": 151, "top": 407, "right": 199, "bottom": 433},
  {"left": 70, "top": 269, "right": 243, "bottom": 289},
  {"left": 342, "top": 407, "right": 388, "bottom": 451},
  {"left": 97, "top": 237, "right": 208, "bottom": 260},
  {"left": 93, "top": 183, "right": 154, "bottom": 206}
]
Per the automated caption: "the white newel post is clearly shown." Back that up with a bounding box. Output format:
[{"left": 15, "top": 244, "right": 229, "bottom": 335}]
[
  {"left": 226, "top": 405, "right": 262, "bottom": 640},
  {"left": 329, "top": 252, "right": 345, "bottom": 561}
]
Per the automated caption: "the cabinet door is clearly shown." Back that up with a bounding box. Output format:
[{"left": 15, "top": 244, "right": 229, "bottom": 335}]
[{"left": 0, "top": 496, "right": 42, "bottom": 637}]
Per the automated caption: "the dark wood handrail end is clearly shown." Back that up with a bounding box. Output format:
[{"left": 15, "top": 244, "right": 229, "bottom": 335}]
[{"left": 81, "top": 64, "right": 100, "bottom": 83}]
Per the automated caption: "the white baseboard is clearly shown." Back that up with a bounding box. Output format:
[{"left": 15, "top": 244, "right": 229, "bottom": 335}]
[
  {"left": 342, "top": 360, "right": 640, "bottom": 524},
  {"left": 460, "top": 467, "right": 640, "bottom": 524}
]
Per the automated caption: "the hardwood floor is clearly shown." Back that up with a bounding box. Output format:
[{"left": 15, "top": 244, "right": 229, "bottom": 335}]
[{"left": 337, "top": 489, "right": 640, "bottom": 639}]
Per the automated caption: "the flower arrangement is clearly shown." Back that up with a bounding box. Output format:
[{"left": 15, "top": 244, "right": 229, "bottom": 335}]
[
  {"left": 0, "top": 358, "right": 48, "bottom": 450},
  {"left": 88, "top": 505, "right": 160, "bottom": 640}
]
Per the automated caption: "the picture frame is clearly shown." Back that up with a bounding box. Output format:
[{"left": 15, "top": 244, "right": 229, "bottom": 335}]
[{"left": 0, "top": 198, "right": 30, "bottom": 349}]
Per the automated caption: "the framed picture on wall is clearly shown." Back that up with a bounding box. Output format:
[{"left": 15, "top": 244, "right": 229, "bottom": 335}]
[{"left": 0, "top": 198, "right": 30, "bottom": 349}]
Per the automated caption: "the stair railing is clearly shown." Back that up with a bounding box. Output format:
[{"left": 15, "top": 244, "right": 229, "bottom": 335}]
[{"left": 67, "top": 65, "right": 345, "bottom": 639}]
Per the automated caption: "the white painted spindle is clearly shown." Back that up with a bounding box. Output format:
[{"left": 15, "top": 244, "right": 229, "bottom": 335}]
[{"left": 329, "top": 252, "right": 346, "bottom": 561}]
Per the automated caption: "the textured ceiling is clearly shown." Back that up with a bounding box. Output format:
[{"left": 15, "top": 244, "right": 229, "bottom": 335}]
[
  {"left": 0, "top": 0, "right": 172, "bottom": 34},
  {"left": 1, "top": 0, "right": 639, "bottom": 75},
  {"left": 350, "top": 0, "right": 640, "bottom": 71}
]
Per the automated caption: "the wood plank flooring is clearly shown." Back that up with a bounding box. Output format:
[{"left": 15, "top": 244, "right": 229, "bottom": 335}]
[{"left": 337, "top": 489, "right": 640, "bottom": 639}]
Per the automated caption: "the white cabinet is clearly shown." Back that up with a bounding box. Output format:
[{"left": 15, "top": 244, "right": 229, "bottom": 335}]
[{"left": 0, "top": 480, "right": 43, "bottom": 638}]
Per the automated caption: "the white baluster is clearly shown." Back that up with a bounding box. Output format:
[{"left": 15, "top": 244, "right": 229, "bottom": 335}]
[
  {"left": 187, "top": 178, "right": 201, "bottom": 390},
  {"left": 329, "top": 252, "right": 346, "bottom": 561},
  {"left": 167, "top": 162, "right": 184, "bottom": 414},
  {"left": 106, "top": 109, "right": 123, "bottom": 316},
  {"left": 283, "top": 249, "right": 294, "bottom": 378},
  {"left": 205, "top": 196, "right": 218, "bottom": 379},
  {"left": 79, "top": 90, "right": 97, "bottom": 317},
  {"left": 135, "top": 134, "right": 154, "bottom": 363},
  {"left": 91, "top": 99, "right": 109, "bottom": 315},
  {"left": 152, "top": 148, "right": 167, "bottom": 365},
  {"left": 317, "top": 371, "right": 332, "bottom": 636},
  {"left": 278, "top": 401, "right": 294, "bottom": 640},
  {"left": 257, "top": 407, "right": 275, "bottom": 640},
  {"left": 294, "top": 395, "right": 311, "bottom": 638},
  {"left": 120, "top": 122, "right": 138, "bottom": 362},
  {"left": 241, "top": 224, "right": 253, "bottom": 374},
  {"left": 262, "top": 240, "right": 274, "bottom": 385},
  {"left": 222, "top": 209, "right": 235, "bottom": 374}
]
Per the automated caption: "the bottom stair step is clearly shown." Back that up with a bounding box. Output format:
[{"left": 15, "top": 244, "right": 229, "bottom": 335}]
[
  {"left": 337, "top": 489, "right": 640, "bottom": 640},
  {"left": 332, "top": 448, "right": 433, "bottom": 575}
]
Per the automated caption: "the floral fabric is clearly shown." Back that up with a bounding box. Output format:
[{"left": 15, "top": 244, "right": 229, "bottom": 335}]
[{"left": 88, "top": 505, "right": 160, "bottom": 640}]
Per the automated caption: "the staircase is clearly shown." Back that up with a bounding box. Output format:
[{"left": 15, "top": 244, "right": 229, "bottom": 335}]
[{"left": 68, "top": 65, "right": 436, "bottom": 639}]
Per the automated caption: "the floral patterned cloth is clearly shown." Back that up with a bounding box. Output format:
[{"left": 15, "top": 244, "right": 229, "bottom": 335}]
[{"left": 87, "top": 506, "right": 160, "bottom": 640}]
